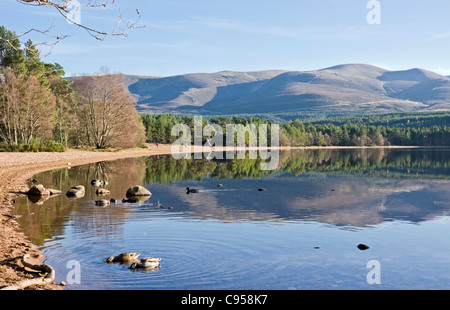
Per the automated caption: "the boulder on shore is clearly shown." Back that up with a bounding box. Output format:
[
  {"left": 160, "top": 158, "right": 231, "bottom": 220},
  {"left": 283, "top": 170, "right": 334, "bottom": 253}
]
[
  {"left": 66, "top": 185, "right": 85, "bottom": 198},
  {"left": 126, "top": 185, "right": 152, "bottom": 197}
]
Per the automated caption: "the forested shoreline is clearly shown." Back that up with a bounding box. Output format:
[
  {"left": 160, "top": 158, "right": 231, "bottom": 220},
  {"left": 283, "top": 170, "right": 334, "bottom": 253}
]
[{"left": 140, "top": 113, "right": 450, "bottom": 148}]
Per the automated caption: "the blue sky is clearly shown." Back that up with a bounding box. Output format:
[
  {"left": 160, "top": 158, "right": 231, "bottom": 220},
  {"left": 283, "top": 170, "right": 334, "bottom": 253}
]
[{"left": 2, "top": 0, "right": 450, "bottom": 77}]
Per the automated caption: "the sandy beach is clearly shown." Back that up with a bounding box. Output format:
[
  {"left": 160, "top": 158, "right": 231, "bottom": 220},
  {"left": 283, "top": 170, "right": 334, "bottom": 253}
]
[{"left": 0, "top": 143, "right": 441, "bottom": 290}]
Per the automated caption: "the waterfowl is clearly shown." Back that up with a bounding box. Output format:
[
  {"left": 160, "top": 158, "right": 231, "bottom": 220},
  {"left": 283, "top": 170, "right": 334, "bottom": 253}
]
[
  {"left": 185, "top": 187, "right": 199, "bottom": 194},
  {"left": 129, "top": 257, "right": 161, "bottom": 269},
  {"left": 258, "top": 188, "right": 265, "bottom": 191},
  {"left": 106, "top": 253, "right": 140, "bottom": 263}
]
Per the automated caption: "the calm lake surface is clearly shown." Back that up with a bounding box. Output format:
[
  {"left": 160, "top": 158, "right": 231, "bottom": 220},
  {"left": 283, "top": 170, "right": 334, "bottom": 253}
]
[{"left": 13, "top": 148, "right": 450, "bottom": 290}]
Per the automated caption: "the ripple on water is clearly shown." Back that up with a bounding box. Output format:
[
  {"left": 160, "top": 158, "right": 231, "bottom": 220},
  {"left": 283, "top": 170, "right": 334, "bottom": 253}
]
[{"left": 43, "top": 218, "right": 288, "bottom": 290}]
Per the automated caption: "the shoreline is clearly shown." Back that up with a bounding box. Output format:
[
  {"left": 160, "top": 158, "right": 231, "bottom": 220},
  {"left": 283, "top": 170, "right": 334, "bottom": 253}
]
[{"left": 0, "top": 144, "right": 448, "bottom": 289}]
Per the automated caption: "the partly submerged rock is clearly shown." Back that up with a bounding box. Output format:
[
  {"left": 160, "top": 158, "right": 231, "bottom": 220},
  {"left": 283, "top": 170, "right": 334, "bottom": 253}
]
[
  {"left": 48, "top": 189, "right": 62, "bottom": 196},
  {"left": 27, "top": 184, "right": 50, "bottom": 197},
  {"left": 126, "top": 185, "right": 151, "bottom": 197},
  {"left": 95, "top": 199, "right": 110, "bottom": 206},
  {"left": 357, "top": 243, "right": 370, "bottom": 250},
  {"left": 66, "top": 185, "right": 85, "bottom": 198}
]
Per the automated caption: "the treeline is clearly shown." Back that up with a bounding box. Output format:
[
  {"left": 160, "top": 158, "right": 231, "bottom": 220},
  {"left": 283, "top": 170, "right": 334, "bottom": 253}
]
[
  {"left": 311, "top": 111, "right": 450, "bottom": 128},
  {"left": 208, "top": 110, "right": 450, "bottom": 126},
  {"left": 0, "top": 26, "right": 145, "bottom": 152},
  {"left": 141, "top": 114, "right": 450, "bottom": 147},
  {"left": 283, "top": 121, "right": 450, "bottom": 147},
  {"left": 140, "top": 114, "right": 275, "bottom": 145}
]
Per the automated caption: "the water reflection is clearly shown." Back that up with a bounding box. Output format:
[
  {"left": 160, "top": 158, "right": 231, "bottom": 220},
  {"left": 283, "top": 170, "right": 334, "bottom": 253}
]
[{"left": 13, "top": 148, "right": 450, "bottom": 247}]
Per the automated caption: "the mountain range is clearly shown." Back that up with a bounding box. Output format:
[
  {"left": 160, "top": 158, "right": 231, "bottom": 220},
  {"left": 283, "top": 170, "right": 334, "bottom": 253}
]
[{"left": 124, "top": 64, "right": 450, "bottom": 115}]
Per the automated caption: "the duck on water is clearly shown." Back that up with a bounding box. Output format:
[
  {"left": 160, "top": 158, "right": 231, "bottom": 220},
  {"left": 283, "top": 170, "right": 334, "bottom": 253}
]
[{"left": 185, "top": 187, "right": 199, "bottom": 194}]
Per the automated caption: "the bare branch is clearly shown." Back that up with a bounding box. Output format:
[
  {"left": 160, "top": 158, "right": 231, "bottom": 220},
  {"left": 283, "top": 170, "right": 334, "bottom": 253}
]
[
  {"left": 15, "top": 0, "right": 143, "bottom": 40},
  {"left": 1, "top": 21, "right": 69, "bottom": 58}
]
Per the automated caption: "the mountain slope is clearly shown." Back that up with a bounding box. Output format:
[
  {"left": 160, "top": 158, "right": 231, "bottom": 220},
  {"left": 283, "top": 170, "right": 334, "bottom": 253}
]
[{"left": 125, "top": 64, "right": 450, "bottom": 115}]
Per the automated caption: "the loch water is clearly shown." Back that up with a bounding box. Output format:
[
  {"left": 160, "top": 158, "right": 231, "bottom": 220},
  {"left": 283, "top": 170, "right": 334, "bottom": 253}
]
[{"left": 13, "top": 148, "right": 450, "bottom": 290}]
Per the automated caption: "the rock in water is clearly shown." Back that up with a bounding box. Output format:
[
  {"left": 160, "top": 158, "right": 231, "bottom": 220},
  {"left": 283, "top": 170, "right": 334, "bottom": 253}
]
[
  {"left": 96, "top": 188, "right": 110, "bottom": 196},
  {"left": 48, "top": 189, "right": 62, "bottom": 196},
  {"left": 27, "top": 184, "right": 50, "bottom": 197},
  {"left": 357, "top": 244, "right": 370, "bottom": 250},
  {"left": 66, "top": 185, "right": 85, "bottom": 198},
  {"left": 95, "top": 199, "right": 110, "bottom": 206},
  {"left": 126, "top": 185, "right": 152, "bottom": 197}
]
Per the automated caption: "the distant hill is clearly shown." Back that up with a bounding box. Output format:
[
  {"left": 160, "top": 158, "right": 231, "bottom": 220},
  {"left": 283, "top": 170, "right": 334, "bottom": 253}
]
[{"left": 125, "top": 64, "right": 450, "bottom": 115}]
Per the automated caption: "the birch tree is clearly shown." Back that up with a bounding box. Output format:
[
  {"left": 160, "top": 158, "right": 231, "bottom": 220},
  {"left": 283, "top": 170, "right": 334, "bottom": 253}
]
[
  {"left": 0, "top": 69, "right": 55, "bottom": 144},
  {"left": 73, "top": 72, "right": 145, "bottom": 149}
]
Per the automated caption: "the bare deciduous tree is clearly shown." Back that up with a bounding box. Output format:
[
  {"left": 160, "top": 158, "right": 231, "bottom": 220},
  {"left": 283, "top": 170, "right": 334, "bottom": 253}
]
[
  {"left": 73, "top": 72, "right": 146, "bottom": 149},
  {"left": 0, "top": 69, "right": 56, "bottom": 144}
]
